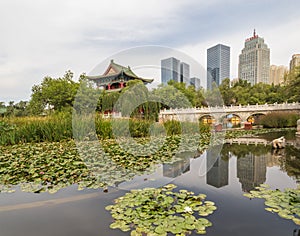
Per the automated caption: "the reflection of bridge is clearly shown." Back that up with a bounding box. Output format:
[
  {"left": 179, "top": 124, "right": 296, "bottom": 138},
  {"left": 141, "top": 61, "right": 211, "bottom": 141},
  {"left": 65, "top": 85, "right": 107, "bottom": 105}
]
[
  {"left": 159, "top": 102, "right": 300, "bottom": 123},
  {"left": 225, "top": 137, "right": 300, "bottom": 148}
]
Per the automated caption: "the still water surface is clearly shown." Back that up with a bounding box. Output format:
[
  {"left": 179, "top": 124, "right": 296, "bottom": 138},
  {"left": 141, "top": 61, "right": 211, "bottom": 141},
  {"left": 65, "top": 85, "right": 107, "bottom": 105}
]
[{"left": 1, "top": 133, "right": 300, "bottom": 236}]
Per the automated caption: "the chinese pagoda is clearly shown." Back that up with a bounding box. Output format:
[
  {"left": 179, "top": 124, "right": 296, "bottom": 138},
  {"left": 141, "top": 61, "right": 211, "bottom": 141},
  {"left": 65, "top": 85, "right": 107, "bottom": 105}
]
[{"left": 87, "top": 60, "right": 153, "bottom": 91}]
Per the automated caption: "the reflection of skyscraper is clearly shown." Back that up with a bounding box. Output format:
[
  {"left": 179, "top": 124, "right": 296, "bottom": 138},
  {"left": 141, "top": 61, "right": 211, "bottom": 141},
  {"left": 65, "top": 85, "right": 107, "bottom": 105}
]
[
  {"left": 163, "top": 155, "right": 190, "bottom": 178},
  {"left": 206, "top": 154, "right": 229, "bottom": 188},
  {"left": 237, "top": 153, "right": 266, "bottom": 192}
]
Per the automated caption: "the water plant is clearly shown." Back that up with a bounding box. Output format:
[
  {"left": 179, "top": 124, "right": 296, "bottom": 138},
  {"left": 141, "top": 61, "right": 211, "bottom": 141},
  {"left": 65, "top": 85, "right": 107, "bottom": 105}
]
[
  {"left": 105, "top": 184, "right": 217, "bottom": 235},
  {"left": 244, "top": 184, "right": 300, "bottom": 225}
]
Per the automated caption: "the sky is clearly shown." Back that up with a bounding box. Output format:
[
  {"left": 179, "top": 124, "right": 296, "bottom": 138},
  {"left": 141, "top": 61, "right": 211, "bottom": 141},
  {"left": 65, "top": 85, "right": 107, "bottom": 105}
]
[{"left": 1, "top": 0, "right": 300, "bottom": 103}]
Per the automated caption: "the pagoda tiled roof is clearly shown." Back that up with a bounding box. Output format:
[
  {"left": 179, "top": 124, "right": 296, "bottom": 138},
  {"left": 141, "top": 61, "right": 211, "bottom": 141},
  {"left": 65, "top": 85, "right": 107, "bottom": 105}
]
[{"left": 86, "top": 60, "right": 153, "bottom": 83}]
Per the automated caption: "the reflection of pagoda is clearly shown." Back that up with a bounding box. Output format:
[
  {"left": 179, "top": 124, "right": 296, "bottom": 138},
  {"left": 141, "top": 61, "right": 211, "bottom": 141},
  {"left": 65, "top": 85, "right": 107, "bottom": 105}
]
[
  {"left": 87, "top": 60, "right": 153, "bottom": 91},
  {"left": 206, "top": 154, "right": 229, "bottom": 188},
  {"left": 237, "top": 153, "right": 266, "bottom": 192},
  {"left": 163, "top": 155, "right": 190, "bottom": 178}
]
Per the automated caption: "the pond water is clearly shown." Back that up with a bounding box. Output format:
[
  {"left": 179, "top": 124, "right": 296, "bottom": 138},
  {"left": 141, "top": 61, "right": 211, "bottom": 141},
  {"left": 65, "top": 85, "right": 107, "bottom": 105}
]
[{"left": 1, "top": 132, "right": 300, "bottom": 236}]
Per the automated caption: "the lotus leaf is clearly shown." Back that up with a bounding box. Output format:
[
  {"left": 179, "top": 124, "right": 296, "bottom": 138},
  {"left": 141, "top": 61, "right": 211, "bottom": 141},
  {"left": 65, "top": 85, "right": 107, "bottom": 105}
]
[
  {"left": 105, "top": 184, "right": 216, "bottom": 235},
  {"left": 244, "top": 184, "right": 300, "bottom": 225}
]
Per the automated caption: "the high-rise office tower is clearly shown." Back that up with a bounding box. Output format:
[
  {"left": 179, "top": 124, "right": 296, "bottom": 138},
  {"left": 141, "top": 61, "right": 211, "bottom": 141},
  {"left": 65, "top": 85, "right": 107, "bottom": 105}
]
[
  {"left": 161, "top": 57, "right": 180, "bottom": 85},
  {"left": 289, "top": 54, "right": 300, "bottom": 71},
  {"left": 238, "top": 30, "right": 270, "bottom": 85},
  {"left": 190, "top": 77, "right": 201, "bottom": 90},
  {"left": 269, "top": 65, "right": 288, "bottom": 85},
  {"left": 161, "top": 57, "right": 190, "bottom": 85},
  {"left": 207, "top": 44, "right": 230, "bottom": 90},
  {"left": 180, "top": 62, "right": 190, "bottom": 85}
]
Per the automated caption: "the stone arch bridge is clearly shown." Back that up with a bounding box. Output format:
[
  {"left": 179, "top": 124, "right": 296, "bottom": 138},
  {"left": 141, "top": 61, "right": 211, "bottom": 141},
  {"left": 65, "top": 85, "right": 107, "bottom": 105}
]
[{"left": 159, "top": 102, "right": 300, "bottom": 123}]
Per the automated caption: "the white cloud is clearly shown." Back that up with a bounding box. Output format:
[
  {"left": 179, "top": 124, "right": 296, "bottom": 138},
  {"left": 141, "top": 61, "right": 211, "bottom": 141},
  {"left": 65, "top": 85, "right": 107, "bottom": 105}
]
[{"left": 0, "top": 0, "right": 300, "bottom": 103}]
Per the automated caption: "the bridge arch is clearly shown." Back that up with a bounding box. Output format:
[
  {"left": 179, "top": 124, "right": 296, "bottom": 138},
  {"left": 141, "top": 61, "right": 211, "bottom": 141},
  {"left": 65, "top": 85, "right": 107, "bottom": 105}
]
[
  {"left": 247, "top": 113, "right": 266, "bottom": 124},
  {"left": 222, "top": 113, "right": 242, "bottom": 128},
  {"left": 199, "top": 114, "right": 215, "bottom": 124}
]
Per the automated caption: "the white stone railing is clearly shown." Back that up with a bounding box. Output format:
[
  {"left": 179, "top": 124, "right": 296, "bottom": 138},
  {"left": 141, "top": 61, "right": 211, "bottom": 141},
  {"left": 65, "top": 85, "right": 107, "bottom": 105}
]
[{"left": 160, "top": 102, "right": 300, "bottom": 115}]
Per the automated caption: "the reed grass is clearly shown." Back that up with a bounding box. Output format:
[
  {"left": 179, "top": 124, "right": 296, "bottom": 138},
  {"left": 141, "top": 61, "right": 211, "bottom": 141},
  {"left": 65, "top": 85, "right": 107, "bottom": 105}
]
[{"left": 0, "top": 112, "right": 210, "bottom": 146}]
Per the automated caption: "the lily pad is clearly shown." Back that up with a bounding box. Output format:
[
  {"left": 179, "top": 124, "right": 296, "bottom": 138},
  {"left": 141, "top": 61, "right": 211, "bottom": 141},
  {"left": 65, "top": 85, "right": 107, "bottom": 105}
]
[
  {"left": 244, "top": 184, "right": 300, "bottom": 225},
  {"left": 105, "top": 184, "right": 217, "bottom": 235}
]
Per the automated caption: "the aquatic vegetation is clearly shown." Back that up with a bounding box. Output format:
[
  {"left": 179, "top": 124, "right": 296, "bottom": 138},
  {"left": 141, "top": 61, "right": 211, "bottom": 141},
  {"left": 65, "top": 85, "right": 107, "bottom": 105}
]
[
  {"left": 105, "top": 184, "right": 217, "bottom": 235},
  {"left": 0, "top": 133, "right": 211, "bottom": 194},
  {"left": 244, "top": 184, "right": 300, "bottom": 225}
]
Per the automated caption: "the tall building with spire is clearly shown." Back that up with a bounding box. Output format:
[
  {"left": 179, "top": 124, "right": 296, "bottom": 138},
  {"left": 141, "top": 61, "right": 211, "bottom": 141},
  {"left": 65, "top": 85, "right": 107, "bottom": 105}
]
[
  {"left": 207, "top": 44, "right": 230, "bottom": 90},
  {"left": 238, "top": 30, "right": 270, "bottom": 85}
]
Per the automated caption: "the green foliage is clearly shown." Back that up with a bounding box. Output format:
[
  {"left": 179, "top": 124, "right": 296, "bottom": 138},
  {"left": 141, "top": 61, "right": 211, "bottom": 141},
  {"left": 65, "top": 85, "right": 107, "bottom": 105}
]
[
  {"left": 0, "top": 133, "right": 211, "bottom": 193},
  {"left": 3, "top": 101, "right": 29, "bottom": 117},
  {"left": 105, "top": 184, "right": 217, "bottom": 235},
  {"left": 244, "top": 184, "right": 300, "bottom": 225},
  {"left": 258, "top": 112, "right": 300, "bottom": 128},
  {"left": 285, "top": 66, "right": 300, "bottom": 102},
  {"left": 163, "top": 120, "right": 182, "bottom": 135},
  {"left": 28, "top": 70, "right": 79, "bottom": 114},
  {"left": 0, "top": 113, "right": 73, "bottom": 145},
  {"left": 73, "top": 75, "right": 101, "bottom": 114},
  {"left": 152, "top": 84, "right": 192, "bottom": 109},
  {"left": 0, "top": 141, "right": 104, "bottom": 194}
]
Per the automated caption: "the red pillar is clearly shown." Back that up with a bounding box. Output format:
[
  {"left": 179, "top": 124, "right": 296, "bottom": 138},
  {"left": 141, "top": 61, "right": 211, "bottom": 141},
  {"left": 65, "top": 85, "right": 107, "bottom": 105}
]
[{"left": 107, "top": 84, "right": 111, "bottom": 90}]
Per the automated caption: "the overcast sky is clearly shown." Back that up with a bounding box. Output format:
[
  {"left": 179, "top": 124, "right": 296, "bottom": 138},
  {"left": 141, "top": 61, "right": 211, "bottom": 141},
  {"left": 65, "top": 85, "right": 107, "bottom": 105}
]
[{"left": 1, "top": 0, "right": 300, "bottom": 103}]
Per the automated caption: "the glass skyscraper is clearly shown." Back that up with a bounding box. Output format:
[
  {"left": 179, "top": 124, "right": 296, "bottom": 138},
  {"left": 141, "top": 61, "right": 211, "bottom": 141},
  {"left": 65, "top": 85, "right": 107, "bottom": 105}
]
[
  {"left": 207, "top": 44, "right": 230, "bottom": 90},
  {"left": 238, "top": 31, "right": 270, "bottom": 85},
  {"left": 161, "top": 57, "right": 180, "bottom": 85},
  {"left": 180, "top": 62, "right": 190, "bottom": 85},
  {"left": 161, "top": 57, "right": 190, "bottom": 85}
]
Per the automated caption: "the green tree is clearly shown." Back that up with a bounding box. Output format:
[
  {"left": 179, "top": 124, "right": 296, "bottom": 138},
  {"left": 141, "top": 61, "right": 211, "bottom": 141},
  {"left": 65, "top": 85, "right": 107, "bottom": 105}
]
[
  {"left": 285, "top": 66, "right": 300, "bottom": 102},
  {"left": 73, "top": 74, "right": 101, "bottom": 114},
  {"left": 219, "top": 78, "right": 235, "bottom": 105},
  {"left": 28, "top": 70, "right": 79, "bottom": 114},
  {"left": 152, "top": 84, "right": 192, "bottom": 109}
]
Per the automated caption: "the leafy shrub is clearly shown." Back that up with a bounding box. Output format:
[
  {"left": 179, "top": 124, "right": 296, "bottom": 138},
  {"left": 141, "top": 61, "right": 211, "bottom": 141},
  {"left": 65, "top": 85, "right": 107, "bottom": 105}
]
[{"left": 258, "top": 112, "right": 300, "bottom": 128}]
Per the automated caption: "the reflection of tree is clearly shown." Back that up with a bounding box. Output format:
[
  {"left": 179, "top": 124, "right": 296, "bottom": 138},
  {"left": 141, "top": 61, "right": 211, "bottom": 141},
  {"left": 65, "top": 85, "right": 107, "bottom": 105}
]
[
  {"left": 163, "top": 154, "right": 190, "bottom": 178},
  {"left": 221, "top": 144, "right": 269, "bottom": 158},
  {"left": 257, "top": 129, "right": 297, "bottom": 141},
  {"left": 279, "top": 146, "right": 300, "bottom": 183}
]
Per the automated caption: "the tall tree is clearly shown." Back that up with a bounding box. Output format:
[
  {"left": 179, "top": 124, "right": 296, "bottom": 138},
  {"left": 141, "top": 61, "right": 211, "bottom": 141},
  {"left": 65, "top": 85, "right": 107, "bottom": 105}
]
[{"left": 28, "top": 70, "right": 79, "bottom": 114}]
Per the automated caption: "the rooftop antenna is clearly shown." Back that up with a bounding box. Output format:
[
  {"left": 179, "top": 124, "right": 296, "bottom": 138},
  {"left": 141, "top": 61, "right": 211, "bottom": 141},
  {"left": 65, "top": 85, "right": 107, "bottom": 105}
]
[{"left": 253, "top": 29, "right": 256, "bottom": 37}]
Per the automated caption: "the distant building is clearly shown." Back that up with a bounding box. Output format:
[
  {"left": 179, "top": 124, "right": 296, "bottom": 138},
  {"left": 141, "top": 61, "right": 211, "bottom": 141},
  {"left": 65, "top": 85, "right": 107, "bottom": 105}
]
[
  {"left": 269, "top": 65, "right": 288, "bottom": 85},
  {"left": 161, "top": 57, "right": 190, "bottom": 85},
  {"left": 180, "top": 62, "right": 190, "bottom": 85},
  {"left": 230, "top": 78, "right": 240, "bottom": 87},
  {"left": 238, "top": 30, "right": 270, "bottom": 85},
  {"left": 87, "top": 60, "right": 153, "bottom": 91},
  {"left": 161, "top": 57, "right": 180, "bottom": 85},
  {"left": 207, "top": 44, "right": 230, "bottom": 90},
  {"left": 190, "top": 77, "right": 201, "bottom": 90},
  {"left": 289, "top": 54, "right": 300, "bottom": 71}
]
